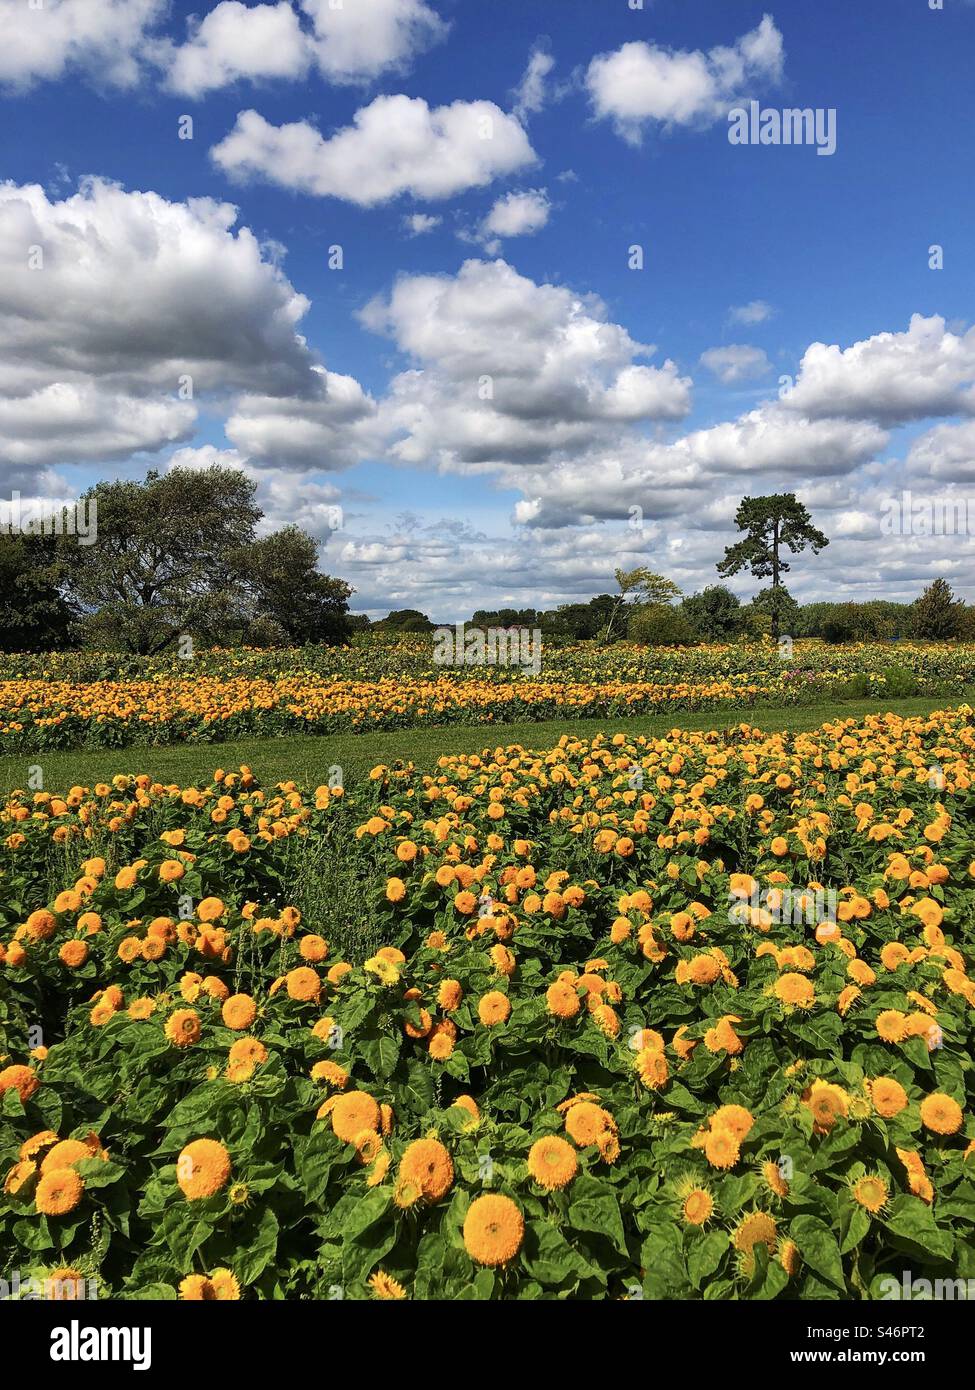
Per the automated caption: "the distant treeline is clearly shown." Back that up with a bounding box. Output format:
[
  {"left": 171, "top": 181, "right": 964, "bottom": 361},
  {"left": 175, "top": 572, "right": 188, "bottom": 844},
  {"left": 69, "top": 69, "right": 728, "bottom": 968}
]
[{"left": 360, "top": 582, "right": 973, "bottom": 645}]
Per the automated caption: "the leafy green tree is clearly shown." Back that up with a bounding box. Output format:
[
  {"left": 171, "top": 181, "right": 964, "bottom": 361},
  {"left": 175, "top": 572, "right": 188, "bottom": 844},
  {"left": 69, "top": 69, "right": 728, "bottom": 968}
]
[
  {"left": 375, "top": 609, "right": 434, "bottom": 633},
  {"left": 680, "top": 586, "right": 742, "bottom": 641},
  {"left": 65, "top": 468, "right": 260, "bottom": 654},
  {"left": 628, "top": 603, "right": 698, "bottom": 647},
  {"left": 717, "top": 494, "right": 829, "bottom": 637},
  {"left": 471, "top": 608, "right": 540, "bottom": 627},
  {"left": 604, "top": 567, "right": 681, "bottom": 642},
  {"left": 0, "top": 533, "right": 76, "bottom": 652},
  {"left": 750, "top": 585, "right": 800, "bottom": 638},
  {"left": 793, "top": 600, "right": 912, "bottom": 642},
  {"left": 911, "top": 578, "right": 964, "bottom": 640},
  {"left": 541, "top": 599, "right": 614, "bottom": 640},
  {"left": 230, "top": 527, "right": 353, "bottom": 646},
  {"left": 63, "top": 467, "right": 350, "bottom": 654}
]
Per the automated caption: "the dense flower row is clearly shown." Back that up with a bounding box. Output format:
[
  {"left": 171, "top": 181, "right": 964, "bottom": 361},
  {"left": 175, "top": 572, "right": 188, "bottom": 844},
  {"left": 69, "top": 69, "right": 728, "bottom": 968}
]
[
  {"left": 2, "top": 705, "right": 975, "bottom": 1298},
  {"left": 4, "top": 636, "right": 975, "bottom": 688},
  {"left": 0, "top": 673, "right": 795, "bottom": 752},
  {"left": 1, "top": 638, "right": 973, "bottom": 752}
]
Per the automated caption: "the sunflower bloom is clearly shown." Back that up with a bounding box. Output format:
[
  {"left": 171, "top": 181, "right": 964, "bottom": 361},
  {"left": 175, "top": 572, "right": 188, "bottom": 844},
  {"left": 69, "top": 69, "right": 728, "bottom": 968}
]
[
  {"left": 398, "top": 1138, "right": 454, "bottom": 1203},
  {"left": 463, "top": 1194, "right": 524, "bottom": 1266},
  {"left": 527, "top": 1136, "right": 578, "bottom": 1191}
]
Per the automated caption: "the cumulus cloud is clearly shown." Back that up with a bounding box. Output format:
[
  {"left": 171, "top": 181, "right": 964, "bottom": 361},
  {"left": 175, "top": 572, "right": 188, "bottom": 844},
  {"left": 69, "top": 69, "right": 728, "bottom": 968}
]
[
  {"left": 161, "top": 0, "right": 446, "bottom": 96},
  {"left": 358, "top": 257, "right": 692, "bottom": 475},
  {"left": 699, "top": 344, "right": 771, "bottom": 384},
  {"left": 301, "top": 0, "right": 446, "bottom": 85},
  {"left": 907, "top": 420, "right": 975, "bottom": 481},
  {"left": 0, "top": 178, "right": 316, "bottom": 401},
  {"left": 729, "top": 299, "right": 774, "bottom": 325},
  {"left": 0, "top": 178, "right": 372, "bottom": 473},
  {"left": 0, "top": 0, "right": 446, "bottom": 95},
  {"left": 481, "top": 189, "right": 551, "bottom": 242},
  {"left": 403, "top": 213, "right": 442, "bottom": 236},
  {"left": 225, "top": 367, "right": 381, "bottom": 470},
  {"left": 211, "top": 97, "right": 536, "bottom": 205},
  {"left": 0, "top": 383, "right": 194, "bottom": 467},
  {"left": 160, "top": 1, "right": 311, "bottom": 97},
  {"left": 784, "top": 314, "right": 975, "bottom": 424},
  {"left": 511, "top": 406, "right": 887, "bottom": 529},
  {"left": 0, "top": 0, "right": 164, "bottom": 90},
  {"left": 586, "top": 14, "right": 784, "bottom": 143}
]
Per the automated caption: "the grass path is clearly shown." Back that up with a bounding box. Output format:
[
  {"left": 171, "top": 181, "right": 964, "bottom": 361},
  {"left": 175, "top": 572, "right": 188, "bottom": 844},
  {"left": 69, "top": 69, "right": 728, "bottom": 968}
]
[{"left": 1, "top": 689, "right": 971, "bottom": 795}]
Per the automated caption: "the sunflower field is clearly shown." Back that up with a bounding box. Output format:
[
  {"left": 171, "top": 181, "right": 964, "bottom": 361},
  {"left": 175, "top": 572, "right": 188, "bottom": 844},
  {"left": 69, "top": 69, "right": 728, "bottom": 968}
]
[
  {"left": 0, "top": 637, "right": 974, "bottom": 754},
  {"left": 2, "top": 705, "right": 975, "bottom": 1300}
]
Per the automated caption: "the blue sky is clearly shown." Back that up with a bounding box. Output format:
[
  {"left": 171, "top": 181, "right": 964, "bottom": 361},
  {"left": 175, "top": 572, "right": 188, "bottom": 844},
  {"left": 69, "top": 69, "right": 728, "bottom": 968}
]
[{"left": 2, "top": 0, "right": 974, "bottom": 618}]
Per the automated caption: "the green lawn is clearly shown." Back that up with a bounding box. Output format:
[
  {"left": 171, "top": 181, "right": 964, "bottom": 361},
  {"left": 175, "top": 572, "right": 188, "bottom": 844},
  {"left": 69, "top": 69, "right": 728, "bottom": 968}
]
[{"left": 1, "top": 689, "right": 971, "bottom": 795}]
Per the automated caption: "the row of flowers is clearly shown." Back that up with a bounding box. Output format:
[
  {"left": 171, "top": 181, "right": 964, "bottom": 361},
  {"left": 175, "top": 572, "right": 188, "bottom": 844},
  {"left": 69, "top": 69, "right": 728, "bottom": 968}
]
[
  {"left": 2, "top": 705, "right": 975, "bottom": 1297},
  {"left": 2, "top": 637, "right": 973, "bottom": 752}
]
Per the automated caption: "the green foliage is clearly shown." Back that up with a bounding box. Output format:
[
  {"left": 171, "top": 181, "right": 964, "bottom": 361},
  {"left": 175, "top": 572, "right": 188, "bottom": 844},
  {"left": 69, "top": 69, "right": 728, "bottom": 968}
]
[
  {"left": 882, "top": 665, "right": 920, "bottom": 698},
  {"left": 717, "top": 494, "right": 829, "bottom": 636},
  {"left": 231, "top": 527, "right": 353, "bottom": 647},
  {"left": 680, "top": 586, "right": 743, "bottom": 641},
  {"left": 55, "top": 468, "right": 350, "bottom": 655},
  {"left": 0, "top": 534, "right": 76, "bottom": 653},
  {"left": 912, "top": 579, "right": 964, "bottom": 641},
  {"left": 627, "top": 603, "right": 698, "bottom": 647},
  {"left": 603, "top": 569, "right": 682, "bottom": 643},
  {"left": 374, "top": 610, "right": 435, "bottom": 633}
]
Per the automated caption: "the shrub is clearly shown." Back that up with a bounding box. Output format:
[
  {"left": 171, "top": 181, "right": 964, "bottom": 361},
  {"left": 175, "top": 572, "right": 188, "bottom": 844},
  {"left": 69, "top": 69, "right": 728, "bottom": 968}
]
[
  {"left": 882, "top": 665, "right": 919, "bottom": 698},
  {"left": 627, "top": 604, "right": 698, "bottom": 647}
]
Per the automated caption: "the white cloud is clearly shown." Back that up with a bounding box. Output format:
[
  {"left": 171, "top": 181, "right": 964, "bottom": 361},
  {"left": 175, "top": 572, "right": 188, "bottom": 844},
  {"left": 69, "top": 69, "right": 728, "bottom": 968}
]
[
  {"left": 683, "top": 407, "right": 886, "bottom": 477},
  {"left": 1, "top": 0, "right": 446, "bottom": 96},
  {"left": 784, "top": 314, "right": 975, "bottom": 424},
  {"left": 0, "top": 0, "right": 164, "bottom": 90},
  {"left": 211, "top": 97, "right": 536, "bottom": 205},
  {"left": 510, "top": 406, "right": 887, "bottom": 529},
  {"left": 481, "top": 189, "right": 551, "bottom": 241},
  {"left": 403, "top": 213, "right": 442, "bottom": 236},
  {"left": 225, "top": 367, "right": 381, "bottom": 470},
  {"left": 729, "top": 299, "right": 774, "bottom": 325},
  {"left": 301, "top": 0, "right": 446, "bottom": 85},
  {"left": 0, "top": 178, "right": 374, "bottom": 474},
  {"left": 907, "top": 420, "right": 975, "bottom": 481},
  {"left": 0, "top": 383, "right": 194, "bottom": 467},
  {"left": 586, "top": 14, "right": 784, "bottom": 143},
  {"left": 512, "top": 44, "right": 554, "bottom": 123},
  {"left": 160, "top": 2, "right": 311, "bottom": 97},
  {"left": 359, "top": 258, "right": 692, "bottom": 477},
  {"left": 0, "top": 178, "right": 317, "bottom": 400},
  {"left": 699, "top": 344, "right": 772, "bottom": 384}
]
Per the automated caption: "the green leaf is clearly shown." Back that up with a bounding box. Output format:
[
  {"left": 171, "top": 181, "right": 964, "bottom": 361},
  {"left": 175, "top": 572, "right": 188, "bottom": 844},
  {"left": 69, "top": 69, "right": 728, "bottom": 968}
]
[
  {"left": 567, "top": 1177, "right": 627, "bottom": 1257},
  {"left": 789, "top": 1215, "right": 846, "bottom": 1292},
  {"left": 883, "top": 1196, "right": 954, "bottom": 1262},
  {"left": 234, "top": 1207, "right": 280, "bottom": 1284},
  {"left": 360, "top": 1033, "right": 400, "bottom": 1080},
  {"left": 686, "top": 1230, "right": 729, "bottom": 1289}
]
